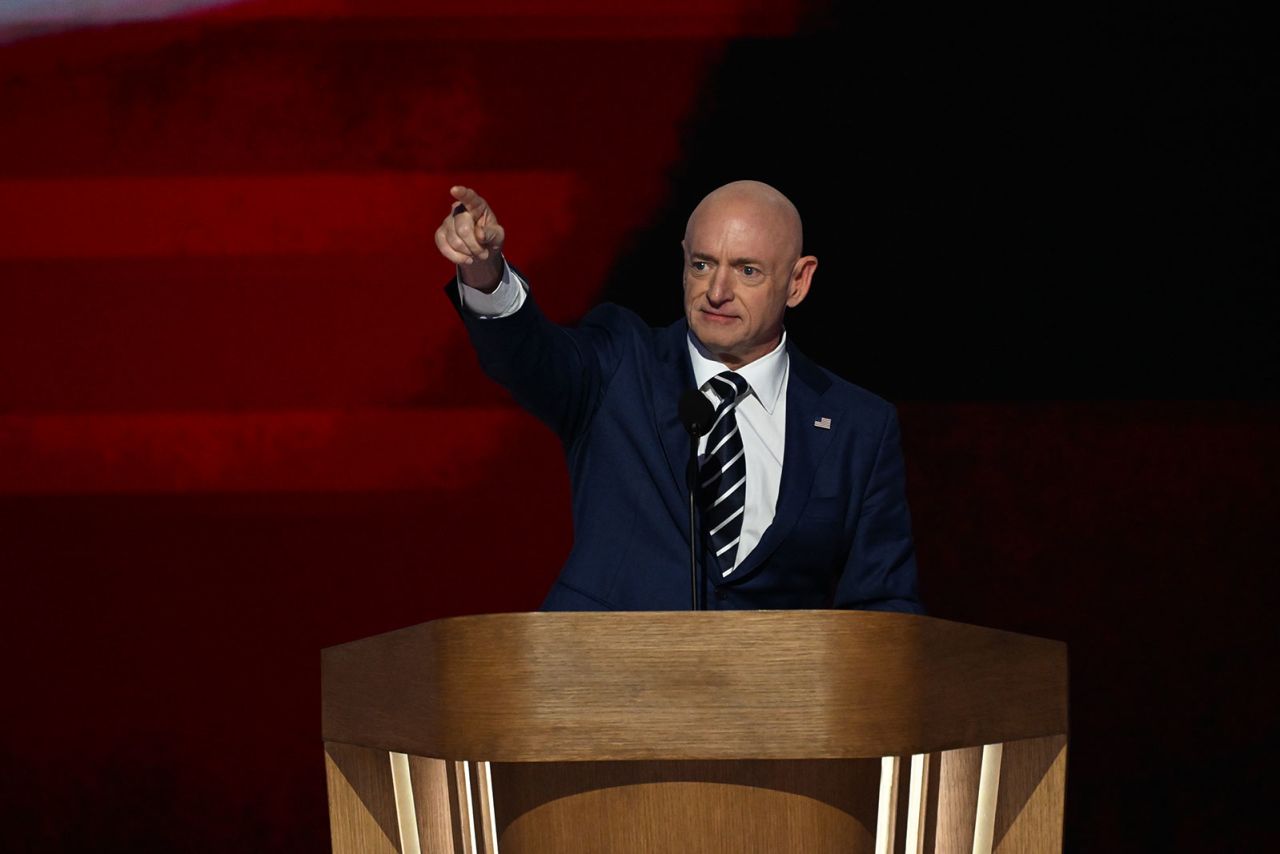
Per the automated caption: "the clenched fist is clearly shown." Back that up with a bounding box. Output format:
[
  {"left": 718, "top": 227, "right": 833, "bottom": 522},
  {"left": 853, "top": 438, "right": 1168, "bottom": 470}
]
[{"left": 435, "top": 185, "right": 506, "bottom": 292}]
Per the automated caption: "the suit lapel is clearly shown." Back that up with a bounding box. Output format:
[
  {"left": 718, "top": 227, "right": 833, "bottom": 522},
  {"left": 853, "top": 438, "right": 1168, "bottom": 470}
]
[
  {"left": 731, "top": 344, "right": 834, "bottom": 579},
  {"left": 653, "top": 319, "right": 697, "bottom": 509}
]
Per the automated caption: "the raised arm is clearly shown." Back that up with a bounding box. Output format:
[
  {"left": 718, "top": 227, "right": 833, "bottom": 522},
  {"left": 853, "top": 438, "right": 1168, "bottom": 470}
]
[{"left": 436, "top": 186, "right": 621, "bottom": 446}]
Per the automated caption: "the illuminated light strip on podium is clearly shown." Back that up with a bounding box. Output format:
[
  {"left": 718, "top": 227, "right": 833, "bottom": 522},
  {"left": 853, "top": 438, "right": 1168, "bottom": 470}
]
[
  {"left": 874, "top": 755, "right": 901, "bottom": 853},
  {"left": 973, "top": 743, "right": 1004, "bottom": 854},
  {"left": 390, "top": 752, "right": 422, "bottom": 854},
  {"left": 876, "top": 745, "right": 1006, "bottom": 854},
  {"left": 904, "top": 752, "right": 930, "bottom": 853}
]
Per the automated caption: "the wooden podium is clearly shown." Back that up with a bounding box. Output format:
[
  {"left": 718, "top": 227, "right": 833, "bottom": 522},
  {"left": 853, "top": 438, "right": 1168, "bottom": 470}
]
[{"left": 321, "top": 612, "right": 1067, "bottom": 853}]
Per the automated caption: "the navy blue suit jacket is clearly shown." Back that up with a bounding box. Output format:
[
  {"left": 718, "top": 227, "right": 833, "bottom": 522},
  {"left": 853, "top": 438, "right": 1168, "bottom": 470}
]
[{"left": 450, "top": 286, "right": 922, "bottom": 613}]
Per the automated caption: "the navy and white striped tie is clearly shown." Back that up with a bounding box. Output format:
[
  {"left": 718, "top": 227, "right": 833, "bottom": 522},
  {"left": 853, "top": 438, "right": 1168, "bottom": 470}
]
[{"left": 698, "top": 371, "right": 750, "bottom": 573}]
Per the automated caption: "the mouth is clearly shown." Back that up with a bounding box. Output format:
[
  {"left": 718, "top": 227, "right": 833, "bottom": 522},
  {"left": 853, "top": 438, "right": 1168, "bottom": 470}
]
[{"left": 699, "top": 308, "right": 738, "bottom": 324}]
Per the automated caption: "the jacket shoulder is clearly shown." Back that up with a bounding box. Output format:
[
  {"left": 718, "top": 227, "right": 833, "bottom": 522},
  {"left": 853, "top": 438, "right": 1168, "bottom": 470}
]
[
  {"left": 579, "top": 302, "right": 660, "bottom": 336},
  {"left": 578, "top": 302, "right": 687, "bottom": 359},
  {"left": 791, "top": 347, "right": 897, "bottom": 422}
]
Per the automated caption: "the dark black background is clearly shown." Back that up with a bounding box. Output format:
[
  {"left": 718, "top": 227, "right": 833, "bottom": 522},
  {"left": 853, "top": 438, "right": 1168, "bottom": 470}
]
[{"left": 607, "top": 5, "right": 1276, "bottom": 400}]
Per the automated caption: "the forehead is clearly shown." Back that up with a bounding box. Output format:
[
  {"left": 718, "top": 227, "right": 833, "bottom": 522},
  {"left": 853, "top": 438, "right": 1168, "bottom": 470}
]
[{"left": 685, "top": 201, "right": 792, "bottom": 260}]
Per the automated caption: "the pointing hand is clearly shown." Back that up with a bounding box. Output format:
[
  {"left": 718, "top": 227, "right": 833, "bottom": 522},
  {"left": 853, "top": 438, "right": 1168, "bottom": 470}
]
[{"left": 435, "top": 186, "right": 505, "bottom": 292}]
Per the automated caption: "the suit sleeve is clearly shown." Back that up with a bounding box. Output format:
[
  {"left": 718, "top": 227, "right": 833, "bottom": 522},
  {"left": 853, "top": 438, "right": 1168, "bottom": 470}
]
[
  {"left": 833, "top": 406, "right": 925, "bottom": 613},
  {"left": 445, "top": 280, "right": 620, "bottom": 446}
]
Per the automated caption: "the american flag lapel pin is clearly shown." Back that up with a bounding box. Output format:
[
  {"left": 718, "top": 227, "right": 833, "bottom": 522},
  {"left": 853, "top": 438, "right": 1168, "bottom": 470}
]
[{"left": 814, "top": 417, "right": 832, "bottom": 429}]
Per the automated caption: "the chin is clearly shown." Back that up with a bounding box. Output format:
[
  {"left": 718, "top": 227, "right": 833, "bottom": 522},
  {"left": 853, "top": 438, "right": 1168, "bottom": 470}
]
[{"left": 696, "top": 330, "right": 741, "bottom": 356}]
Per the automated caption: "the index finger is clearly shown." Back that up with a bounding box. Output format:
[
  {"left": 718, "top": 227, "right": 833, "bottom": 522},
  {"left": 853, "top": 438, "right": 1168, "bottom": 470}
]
[{"left": 450, "top": 185, "right": 489, "bottom": 219}]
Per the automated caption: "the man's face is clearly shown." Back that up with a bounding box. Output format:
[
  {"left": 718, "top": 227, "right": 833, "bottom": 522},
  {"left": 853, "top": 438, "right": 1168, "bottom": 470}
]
[{"left": 682, "top": 198, "right": 812, "bottom": 369}]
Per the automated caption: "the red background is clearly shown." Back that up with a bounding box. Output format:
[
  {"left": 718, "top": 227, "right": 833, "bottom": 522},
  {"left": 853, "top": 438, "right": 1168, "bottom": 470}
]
[{"left": 1, "top": 2, "right": 1275, "bottom": 850}]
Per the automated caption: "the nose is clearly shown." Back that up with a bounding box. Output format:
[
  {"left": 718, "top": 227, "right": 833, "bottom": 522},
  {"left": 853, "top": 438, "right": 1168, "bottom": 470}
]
[{"left": 707, "top": 267, "right": 734, "bottom": 306}]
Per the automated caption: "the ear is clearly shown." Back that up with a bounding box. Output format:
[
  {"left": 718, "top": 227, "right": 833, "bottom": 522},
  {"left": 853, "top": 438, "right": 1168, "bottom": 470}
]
[{"left": 786, "top": 256, "right": 818, "bottom": 308}]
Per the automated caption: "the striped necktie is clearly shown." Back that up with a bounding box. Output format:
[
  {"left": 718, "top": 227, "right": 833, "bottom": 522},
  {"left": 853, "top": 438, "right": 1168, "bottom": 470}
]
[{"left": 698, "top": 371, "right": 750, "bottom": 573}]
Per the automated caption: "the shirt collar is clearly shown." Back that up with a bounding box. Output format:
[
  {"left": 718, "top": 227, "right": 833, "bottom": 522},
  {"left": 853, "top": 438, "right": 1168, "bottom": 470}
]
[{"left": 686, "top": 331, "right": 789, "bottom": 414}]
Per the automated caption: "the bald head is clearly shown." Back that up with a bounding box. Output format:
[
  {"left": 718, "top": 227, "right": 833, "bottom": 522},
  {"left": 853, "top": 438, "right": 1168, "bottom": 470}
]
[{"left": 686, "top": 180, "right": 804, "bottom": 264}]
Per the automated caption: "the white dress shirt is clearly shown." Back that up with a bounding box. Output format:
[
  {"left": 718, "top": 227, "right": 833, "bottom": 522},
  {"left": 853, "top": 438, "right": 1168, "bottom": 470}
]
[
  {"left": 456, "top": 261, "right": 526, "bottom": 317},
  {"left": 687, "top": 333, "right": 788, "bottom": 575},
  {"left": 458, "top": 262, "right": 790, "bottom": 575}
]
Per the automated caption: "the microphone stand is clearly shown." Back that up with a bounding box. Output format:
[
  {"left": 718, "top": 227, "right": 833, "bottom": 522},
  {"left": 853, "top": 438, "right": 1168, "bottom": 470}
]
[
  {"left": 678, "top": 389, "right": 714, "bottom": 611},
  {"left": 687, "top": 450, "right": 700, "bottom": 610}
]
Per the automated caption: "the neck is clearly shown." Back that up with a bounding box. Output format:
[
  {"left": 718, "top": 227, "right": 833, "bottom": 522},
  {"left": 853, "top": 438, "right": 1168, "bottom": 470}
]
[{"left": 694, "top": 337, "right": 783, "bottom": 371}]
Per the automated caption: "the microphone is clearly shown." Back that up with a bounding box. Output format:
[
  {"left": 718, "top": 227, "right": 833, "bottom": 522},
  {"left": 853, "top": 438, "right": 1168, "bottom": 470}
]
[
  {"left": 679, "top": 388, "right": 715, "bottom": 438},
  {"left": 678, "top": 389, "right": 714, "bottom": 610}
]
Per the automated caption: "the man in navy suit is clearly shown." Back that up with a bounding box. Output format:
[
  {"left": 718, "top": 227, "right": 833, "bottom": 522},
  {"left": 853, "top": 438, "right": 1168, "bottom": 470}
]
[{"left": 437, "top": 181, "right": 922, "bottom": 613}]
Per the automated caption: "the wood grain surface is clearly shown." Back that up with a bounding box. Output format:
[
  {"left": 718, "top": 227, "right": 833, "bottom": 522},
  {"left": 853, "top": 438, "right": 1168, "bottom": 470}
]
[
  {"left": 993, "top": 735, "right": 1067, "bottom": 853},
  {"left": 321, "top": 611, "right": 1068, "bottom": 762},
  {"left": 490, "top": 759, "right": 881, "bottom": 853},
  {"left": 325, "top": 741, "right": 401, "bottom": 854},
  {"left": 934, "top": 746, "right": 983, "bottom": 852},
  {"left": 407, "top": 756, "right": 460, "bottom": 854}
]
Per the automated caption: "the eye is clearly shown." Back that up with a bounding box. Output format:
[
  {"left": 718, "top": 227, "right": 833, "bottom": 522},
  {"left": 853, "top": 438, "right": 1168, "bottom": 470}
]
[
  {"left": 691, "top": 260, "right": 708, "bottom": 272},
  {"left": 742, "top": 265, "right": 758, "bottom": 277}
]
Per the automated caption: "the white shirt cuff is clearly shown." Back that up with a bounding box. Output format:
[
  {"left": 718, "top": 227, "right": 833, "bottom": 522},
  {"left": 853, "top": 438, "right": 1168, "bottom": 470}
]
[{"left": 456, "top": 261, "right": 528, "bottom": 318}]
